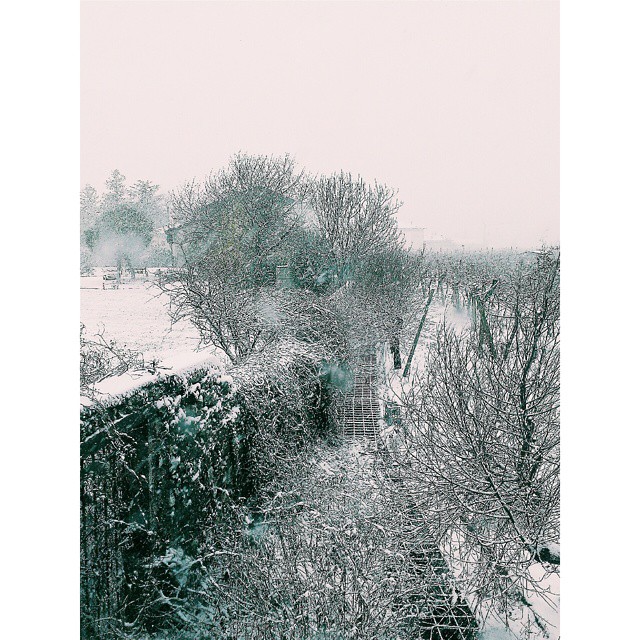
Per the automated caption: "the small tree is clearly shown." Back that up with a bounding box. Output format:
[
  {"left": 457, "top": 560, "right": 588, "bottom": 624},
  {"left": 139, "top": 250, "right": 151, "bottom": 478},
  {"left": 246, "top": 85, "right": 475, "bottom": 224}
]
[
  {"left": 308, "top": 172, "right": 402, "bottom": 286},
  {"left": 172, "top": 153, "right": 306, "bottom": 273},
  {"left": 350, "top": 245, "right": 422, "bottom": 347},
  {"left": 160, "top": 154, "right": 309, "bottom": 363}
]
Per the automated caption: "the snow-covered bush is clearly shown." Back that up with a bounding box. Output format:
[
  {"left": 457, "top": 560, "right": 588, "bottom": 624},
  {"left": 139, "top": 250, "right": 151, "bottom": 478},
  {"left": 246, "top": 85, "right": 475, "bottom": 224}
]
[
  {"left": 80, "top": 349, "right": 334, "bottom": 639},
  {"left": 200, "top": 443, "right": 477, "bottom": 640}
]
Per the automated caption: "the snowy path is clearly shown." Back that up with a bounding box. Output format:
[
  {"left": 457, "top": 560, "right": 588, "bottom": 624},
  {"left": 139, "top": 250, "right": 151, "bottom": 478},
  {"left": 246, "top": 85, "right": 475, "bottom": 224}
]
[
  {"left": 339, "top": 350, "right": 382, "bottom": 441},
  {"left": 336, "top": 346, "right": 477, "bottom": 637}
]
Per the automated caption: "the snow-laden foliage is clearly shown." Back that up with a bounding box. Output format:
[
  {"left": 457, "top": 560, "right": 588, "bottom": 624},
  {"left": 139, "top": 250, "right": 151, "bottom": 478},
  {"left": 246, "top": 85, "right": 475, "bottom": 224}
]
[
  {"left": 197, "top": 440, "right": 480, "bottom": 640},
  {"left": 80, "top": 353, "right": 333, "bottom": 639}
]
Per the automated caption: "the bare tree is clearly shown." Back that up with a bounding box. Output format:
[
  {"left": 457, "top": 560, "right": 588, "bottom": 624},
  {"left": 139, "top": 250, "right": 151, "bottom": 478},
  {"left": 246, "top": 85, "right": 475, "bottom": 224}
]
[
  {"left": 171, "top": 153, "right": 307, "bottom": 273},
  {"left": 159, "top": 154, "right": 314, "bottom": 364},
  {"left": 392, "top": 249, "right": 560, "bottom": 631},
  {"left": 308, "top": 172, "right": 402, "bottom": 285},
  {"left": 201, "top": 444, "right": 468, "bottom": 640}
]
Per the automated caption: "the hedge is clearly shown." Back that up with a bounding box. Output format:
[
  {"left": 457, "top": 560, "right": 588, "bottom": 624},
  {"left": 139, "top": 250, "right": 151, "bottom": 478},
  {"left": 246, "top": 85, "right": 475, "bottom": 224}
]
[{"left": 80, "top": 359, "right": 332, "bottom": 639}]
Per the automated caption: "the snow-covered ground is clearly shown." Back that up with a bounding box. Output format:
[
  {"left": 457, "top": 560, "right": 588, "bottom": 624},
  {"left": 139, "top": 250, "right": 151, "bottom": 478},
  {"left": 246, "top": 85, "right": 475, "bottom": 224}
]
[
  {"left": 382, "top": 299, "right": 461, "bottom": 402},
  {"left": 81, "top": 269, "right": 225, "bottom": 400}
]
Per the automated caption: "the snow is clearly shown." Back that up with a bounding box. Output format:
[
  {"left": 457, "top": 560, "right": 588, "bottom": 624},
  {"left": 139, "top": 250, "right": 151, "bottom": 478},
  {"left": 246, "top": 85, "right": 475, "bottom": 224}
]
[
  {"left": 81, "top": 269, "right": 226, "bottom": 401},
  {"left": 478, "top": 629, "right": 519, "bottom": 640},
  {"left": 80, "top": 268, "right": 560, "bottom": 639},
  {"left": 82, "top": 269, "right": 201, "bottom": 356}
]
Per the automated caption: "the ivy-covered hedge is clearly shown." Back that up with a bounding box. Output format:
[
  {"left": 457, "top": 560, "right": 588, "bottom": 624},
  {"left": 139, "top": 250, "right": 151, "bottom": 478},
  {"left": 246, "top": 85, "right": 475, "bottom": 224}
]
[{"left": 80, "top": 362, "right": 332, "bottom": 639}]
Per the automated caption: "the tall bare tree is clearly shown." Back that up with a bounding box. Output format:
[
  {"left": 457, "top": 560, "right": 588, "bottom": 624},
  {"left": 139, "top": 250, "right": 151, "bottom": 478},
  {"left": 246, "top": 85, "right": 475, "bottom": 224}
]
[
  {"left": 160, "top": 154, "right": 310, "bottom": 363},
  {"left": 172, "top": 153, "right": 307, "bottom": 272}
]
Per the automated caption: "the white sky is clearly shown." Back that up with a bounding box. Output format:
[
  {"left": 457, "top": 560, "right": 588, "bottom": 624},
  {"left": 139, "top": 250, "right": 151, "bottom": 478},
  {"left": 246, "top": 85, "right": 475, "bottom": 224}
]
[{"left": 81, "top": 0, "right": 559, "bottom": 249}]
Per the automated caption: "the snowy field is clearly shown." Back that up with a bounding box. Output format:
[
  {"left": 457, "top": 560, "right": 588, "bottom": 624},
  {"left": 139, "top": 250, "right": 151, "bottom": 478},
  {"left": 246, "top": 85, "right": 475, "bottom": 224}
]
[{"left": 81, "top": 269, "right": 224, "bottom": 398}]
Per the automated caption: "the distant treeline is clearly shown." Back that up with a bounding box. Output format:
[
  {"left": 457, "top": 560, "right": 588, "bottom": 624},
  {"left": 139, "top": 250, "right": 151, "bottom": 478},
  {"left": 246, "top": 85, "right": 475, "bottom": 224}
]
[{"left": 80, "top": 170, "right": 173, "bottom": 272}]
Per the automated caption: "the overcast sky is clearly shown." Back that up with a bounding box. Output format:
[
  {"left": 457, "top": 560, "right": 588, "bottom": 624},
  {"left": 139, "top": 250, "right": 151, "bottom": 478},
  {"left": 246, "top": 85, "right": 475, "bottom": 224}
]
[{"left": 81, "top": 0, "right": 558, "bottom": 249}]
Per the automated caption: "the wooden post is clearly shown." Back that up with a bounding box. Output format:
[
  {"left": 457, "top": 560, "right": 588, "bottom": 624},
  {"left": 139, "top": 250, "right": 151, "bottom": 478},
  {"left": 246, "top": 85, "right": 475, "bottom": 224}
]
[{"left": 403, "top": 288, "right": 435, "bottom": 378}]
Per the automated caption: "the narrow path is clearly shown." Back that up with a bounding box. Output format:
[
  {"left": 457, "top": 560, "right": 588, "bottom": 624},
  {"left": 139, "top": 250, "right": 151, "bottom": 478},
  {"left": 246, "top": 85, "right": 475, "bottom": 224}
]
[
  {"left": 339, "top": 351, "right": 381, "bottom": 440},
  {"left": 379, "top": 447, "right": 478, "bottom": 640}
]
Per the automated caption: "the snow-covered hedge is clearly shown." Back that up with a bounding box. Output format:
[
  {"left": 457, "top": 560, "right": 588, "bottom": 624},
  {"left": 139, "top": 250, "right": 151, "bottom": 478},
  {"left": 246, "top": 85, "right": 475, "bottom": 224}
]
[{"left": 80, "top": 359, "right": 332, "bottom": 639}]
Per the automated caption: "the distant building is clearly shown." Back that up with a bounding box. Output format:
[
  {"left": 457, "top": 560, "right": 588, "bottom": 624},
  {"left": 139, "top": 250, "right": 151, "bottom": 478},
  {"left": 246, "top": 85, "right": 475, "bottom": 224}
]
[
  {"left": 399, "top": 228, "right": 461, "bottom": 253},
  {"left": 423, "top": 236, "right": 459, "bottom": 252}
]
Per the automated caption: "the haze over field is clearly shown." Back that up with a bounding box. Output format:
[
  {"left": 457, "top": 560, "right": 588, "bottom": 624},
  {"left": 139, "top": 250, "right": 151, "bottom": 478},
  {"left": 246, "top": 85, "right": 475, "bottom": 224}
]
[{"left": 81, "top": 0, "right": 559, "bottom": 249}]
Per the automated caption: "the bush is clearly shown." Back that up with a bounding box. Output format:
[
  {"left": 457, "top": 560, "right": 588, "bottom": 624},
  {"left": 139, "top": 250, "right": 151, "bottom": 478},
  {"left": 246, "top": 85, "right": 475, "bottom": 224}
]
[
  {"left": 80, "top": 323, "right": 144, "bottom": 397},
  {"left": 81, "top": 350, "right": 333, "bottom": 639}
]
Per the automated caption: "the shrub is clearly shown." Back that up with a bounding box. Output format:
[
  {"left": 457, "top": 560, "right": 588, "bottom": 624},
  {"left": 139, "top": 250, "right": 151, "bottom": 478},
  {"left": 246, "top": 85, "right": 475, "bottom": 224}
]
[{"left": 81, "top": 349, "right": 333, "bottom": 638}]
